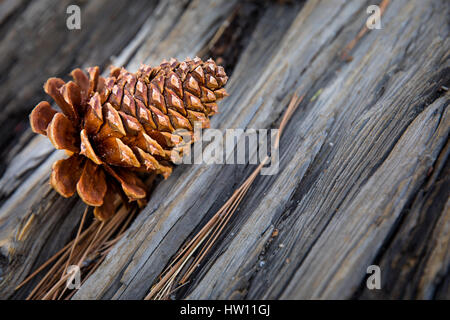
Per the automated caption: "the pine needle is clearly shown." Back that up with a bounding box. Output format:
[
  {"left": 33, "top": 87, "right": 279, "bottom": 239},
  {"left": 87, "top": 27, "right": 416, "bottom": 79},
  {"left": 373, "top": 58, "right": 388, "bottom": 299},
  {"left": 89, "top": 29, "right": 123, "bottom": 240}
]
[
  {"left": 17, "top": 93, "right": 302, "bottom": 300},
  {"left": 145, "top": 93, "right": 304, "bottom": 300},
  {"left": 16, "top": 201, "right": 140, "bottom": 300},
  {"left": 341, "top": 0, "right": 390, "bottom": 61}
]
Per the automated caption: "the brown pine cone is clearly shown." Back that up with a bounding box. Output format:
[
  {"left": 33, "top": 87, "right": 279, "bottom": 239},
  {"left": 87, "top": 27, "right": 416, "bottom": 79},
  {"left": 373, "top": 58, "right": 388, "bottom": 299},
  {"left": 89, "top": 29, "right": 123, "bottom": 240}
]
[{"left": 30, "top": 57, "right": 228, "bottom": 220}]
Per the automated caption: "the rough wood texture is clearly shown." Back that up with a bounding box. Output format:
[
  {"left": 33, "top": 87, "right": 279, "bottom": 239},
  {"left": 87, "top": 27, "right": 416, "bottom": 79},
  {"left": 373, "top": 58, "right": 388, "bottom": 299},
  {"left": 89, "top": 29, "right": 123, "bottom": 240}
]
[
  {"left": 0, "top": 0, "right": 448, "bottom": 300},
  {"left": 0, "top": 0, "right": 159, "bottom": 175}
]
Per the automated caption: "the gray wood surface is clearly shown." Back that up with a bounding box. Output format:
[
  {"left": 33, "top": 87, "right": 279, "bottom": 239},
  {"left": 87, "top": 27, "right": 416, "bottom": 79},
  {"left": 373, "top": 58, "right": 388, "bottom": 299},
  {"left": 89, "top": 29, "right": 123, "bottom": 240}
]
[
  {"left": 0, "top": 0, "right": 448, "bottom": 300},
  {"left": 0, "top": 0, "right": 161, "bottom": 175}
]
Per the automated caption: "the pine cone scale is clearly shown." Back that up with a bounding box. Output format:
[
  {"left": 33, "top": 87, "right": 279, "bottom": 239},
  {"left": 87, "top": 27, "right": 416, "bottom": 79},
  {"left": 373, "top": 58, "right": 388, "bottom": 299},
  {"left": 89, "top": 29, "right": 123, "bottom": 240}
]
[
  {"left": 80, "top": 129, "right": 103, "bottom": 165},
  {"left": 77, "top": 159, "right": 107, "bottom": 207},
  {"left": 50, "top": 155, "right": 84, "bottom": 198},
  {"left": 47, "top": 113, "right": 80, "bottom": 153},
  {"left": 29, "top": 101, "right": 57, "bottom": 135},
  {"left": 30, "top": 57, "right": 228, "bottom": 220}
]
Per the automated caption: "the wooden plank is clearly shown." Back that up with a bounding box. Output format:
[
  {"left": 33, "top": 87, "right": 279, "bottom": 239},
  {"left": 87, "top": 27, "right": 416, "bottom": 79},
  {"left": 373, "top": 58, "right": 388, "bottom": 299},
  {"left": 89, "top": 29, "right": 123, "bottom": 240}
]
[
  {"left": 1, "top": 0, "right": 448, "bottom": 300},
  {"left": 358, "top": 143, "right": 449, "bottom": 299},
  {"left": 280, "top": 96, "right": 448, "bottom": 299},
  {"left": 0, "top": 0, "right": 159, "bottom": 174},
  {"left": 0, "top": 0, "right": 240, "bottom": 300},
  {"left": 0, "top": 0, "right": 163, "bottom": 298},
  {"left": 0, "top": 136, "right": 81, "bottom": 299},
  {"left": 0, "top": 0, "right": 182, "bottom": 299},
  {"left": 73, "top": 0, "right": 303, "bottom": 300},
  {"left": 187, "top": 0, "right": 450, "bottom": 299}
]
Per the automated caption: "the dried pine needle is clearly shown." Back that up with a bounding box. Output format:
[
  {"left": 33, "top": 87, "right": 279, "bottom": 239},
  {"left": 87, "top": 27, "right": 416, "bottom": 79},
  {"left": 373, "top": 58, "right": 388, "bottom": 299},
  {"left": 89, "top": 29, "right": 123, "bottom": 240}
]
[{"left": 145, "top": 93, "right": 304, "bottom": 300}]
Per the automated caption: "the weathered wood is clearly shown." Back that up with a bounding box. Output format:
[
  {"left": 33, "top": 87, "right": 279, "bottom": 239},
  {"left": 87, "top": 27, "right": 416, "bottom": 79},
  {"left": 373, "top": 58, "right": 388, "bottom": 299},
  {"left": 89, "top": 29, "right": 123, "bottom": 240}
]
[
  {"left": 0, "top": 0, "right": 448, "bottom": 300},
  {"left": 187, "top": 0, "right": 449, "bottom": 299},
  {"left": 0, "top": 0, "right": 163, "bottom": 298},
  {"left": 358, "top": 142, "right": 449, "bottom": 299},
  {"left": 76, "top": 0, "right": 373, "bottom": 299},
  {"left": 0, "top": 0, "right": 240, "bottom": 299},
  {"left": 0, "top": 0, "right": 159, "bottom": 174},
  {"left": 0, "top": 136, "right": 85, "bottom": 299}
]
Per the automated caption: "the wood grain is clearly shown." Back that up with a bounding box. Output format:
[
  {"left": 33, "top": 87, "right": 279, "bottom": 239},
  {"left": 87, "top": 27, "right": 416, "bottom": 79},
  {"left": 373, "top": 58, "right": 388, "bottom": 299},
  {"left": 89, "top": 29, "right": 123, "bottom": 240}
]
[
  {"left": 0, "top": 0, "right": 159, "bottom": 174},
  {"left": 0, "top": 0, "right": 448, "bottom": 300}
]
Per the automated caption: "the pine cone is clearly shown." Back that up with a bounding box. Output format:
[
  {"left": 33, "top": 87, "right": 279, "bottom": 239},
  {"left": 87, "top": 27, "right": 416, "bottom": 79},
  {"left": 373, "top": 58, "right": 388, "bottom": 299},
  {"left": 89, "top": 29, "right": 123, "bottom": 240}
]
[{"left": 30, "top": 57, "right": 228, "bottom": 220}]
